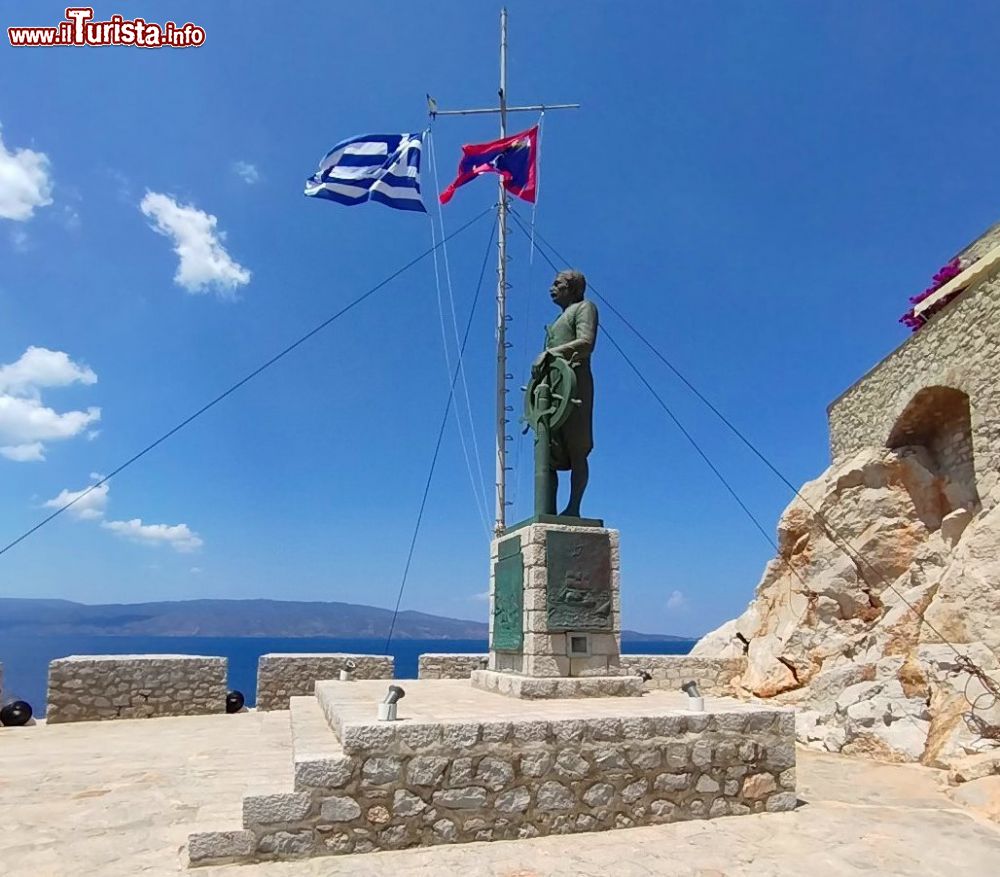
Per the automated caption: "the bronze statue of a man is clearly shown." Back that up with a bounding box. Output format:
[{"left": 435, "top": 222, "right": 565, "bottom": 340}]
[{"left": 531, "top": 269, "right": 598, "bottom": 518}]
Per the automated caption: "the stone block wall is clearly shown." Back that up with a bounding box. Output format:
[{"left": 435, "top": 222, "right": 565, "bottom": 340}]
[
  {"left": 256, "top": 654, "right": 394, "bottom": 711},
  {"left": 827, "top": 225, "right": 1000, "bottom": 507},
  {"left": 417, "top": 655, "right": 746, "bottom": 695},
  {"left": 417, "top": 654, "right": 487, "bottom": 679},
  {"left": 46, "top": 655, "right": 227, "bottom": 724},
  {"left": 190, "top": 705, "right": 796, "bottom": 865},
  {"left": 619, "top": 656, "right": 746, "bottom": 696}
]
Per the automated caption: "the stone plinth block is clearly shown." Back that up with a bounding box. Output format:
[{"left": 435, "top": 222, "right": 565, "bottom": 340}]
[
  {"left": 191, "top": 679, "right": 797, "bottom": 866},
  {"left": 256, "top": 654, "right": 394, "bottom": 711},
  {"left": 47, "top": 654, "right": 227, "bottom": 724},
  {"left": 489, "top": 522, "right": 622, "bottom": 685}
]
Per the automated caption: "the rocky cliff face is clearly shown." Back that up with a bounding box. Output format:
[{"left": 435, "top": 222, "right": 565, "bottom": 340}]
[{"left": 693, "top": 447, "right": 1000, "bottom": 766}]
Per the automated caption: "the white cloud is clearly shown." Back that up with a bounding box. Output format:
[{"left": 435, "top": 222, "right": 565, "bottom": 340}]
[
  {"left": 39, "top": 475, "right": 205, "bottom": 553},
  {"left": 140, "top": 191, "right": 251, "bottom": 296},
  {"left": 666, "top": 590, "right": 686, "bottom": 612},
  {"left": 43, "top": 476, "right": 109, "bottom": 520},
  {"left": 0, "top": 125, "right": 53, "bottom": 221},
  {"left": 101, "top": 518, "right": 204, "bottom": 553},
  {"left": 1, "top": 442, "right": 44, "bottom": 462},
  {"left": 0, "top": 346, "right": 97, "bottom": 396},
  {"left": 0, "top": 347, "right": 100, "bottom": 463},
  {"left": 471, "top": 590, "right": 490, "bottom": 602},
  {"left": 0, "top": 395, "right": 100, "bottom": 443},
  {"left": 232, "top": 161, "right": 259, "bottom": 184}
]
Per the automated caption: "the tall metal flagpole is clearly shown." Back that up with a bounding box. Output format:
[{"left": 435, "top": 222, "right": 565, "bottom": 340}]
[
  {"left": 428, "top": 8, "right": 579, "bottom": 537},
  {"left": 494, "top": 8, "right": 510, "bottom": 537}
]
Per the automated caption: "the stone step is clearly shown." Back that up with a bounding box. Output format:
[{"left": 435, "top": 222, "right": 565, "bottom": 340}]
[
  {"left": 289, "top": 695, "right": 352, "bottom": 792},
  {"left": 189, "top": 697, "right": 345, "bottom": 866}
]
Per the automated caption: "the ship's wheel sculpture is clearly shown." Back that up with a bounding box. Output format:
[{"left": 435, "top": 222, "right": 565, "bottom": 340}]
[{"left": 521, "top": 353, "right": 580, "bottom": 516}]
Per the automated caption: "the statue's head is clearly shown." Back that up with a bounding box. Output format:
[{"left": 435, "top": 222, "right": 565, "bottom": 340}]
[{"left": 550, "top": 270, "right": 586, "bottom": 308}]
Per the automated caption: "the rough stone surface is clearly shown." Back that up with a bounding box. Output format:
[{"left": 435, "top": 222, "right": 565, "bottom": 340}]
[
  {"left": 694, "top": 224, "right": 1000, "bottom": 769},
  {"left": 188, "top": 830, "right": 256, "bottom": 865},
  {"left": 693, "top": 445, "right": 1000, "bottom": 767},
  {"left": 257, "top": 654, "right": 394, "bottom": 711},
  {"left": 46, "top": 655, "right": 227, "bottom": 723},
  {"left": 257, "top": 831, "right": 313, "bottom": 857},
  {"left": 243, "top": 793, "right": 312, "bottom": 826},
  {"left": 320, "top": 797, "right": 362, "bottom": 822},
  {"left": 294, "top": 757, "right": 353, "bottom": 790}
]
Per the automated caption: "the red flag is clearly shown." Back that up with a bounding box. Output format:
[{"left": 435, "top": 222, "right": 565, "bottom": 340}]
[{"left": 439, "top": 126, "right": 538, "bottom": 205}]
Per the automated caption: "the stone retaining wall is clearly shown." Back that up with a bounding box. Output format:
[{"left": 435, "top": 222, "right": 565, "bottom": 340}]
[
  {"left": 416, "top": 654, "right": 745, "bottom": 695},
  {"left": 190, "top": 703, "right": 796, "bottom": 865},
  {"left": 827, "top": 224, "right": 1000, "bottom": 505},
  {"left": 47, "top": 655, "right": 227, "bottom": 724},
  {"left": 418, "top": 654, "right": 487, "bottom": 679},
  {"left": 619, "top": 655, "right": 746, "bottom": 696},
  {"left": 256, "top": 654, "right": 394, "bottom": 711}
]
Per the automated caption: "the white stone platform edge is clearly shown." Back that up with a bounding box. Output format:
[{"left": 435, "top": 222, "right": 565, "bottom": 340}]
[{"left": 470, "top": 668, "right": 643, "bottom": 699}]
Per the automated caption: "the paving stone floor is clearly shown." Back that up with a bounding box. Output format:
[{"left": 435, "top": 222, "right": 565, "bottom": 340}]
[{"left": 1, "top": 710, "right": 998, "bottom": 876}]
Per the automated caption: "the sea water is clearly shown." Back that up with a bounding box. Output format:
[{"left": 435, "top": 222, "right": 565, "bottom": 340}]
[{"left": 0, "top": 635, "right": 695, "bottom": 716}]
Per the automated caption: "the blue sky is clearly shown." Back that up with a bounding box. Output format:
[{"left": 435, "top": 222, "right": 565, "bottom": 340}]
[{"left": 2, "top": 1, "right": 999, "bottom": 637}]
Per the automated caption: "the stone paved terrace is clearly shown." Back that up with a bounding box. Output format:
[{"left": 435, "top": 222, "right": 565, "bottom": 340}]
[{"left": 1, "top": 710, "right": 999, "bottom": 876}]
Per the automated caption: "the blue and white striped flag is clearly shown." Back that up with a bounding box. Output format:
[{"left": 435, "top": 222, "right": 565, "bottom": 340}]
[{"left": 304, "top": 133, "right": 426, "bottom": 213}]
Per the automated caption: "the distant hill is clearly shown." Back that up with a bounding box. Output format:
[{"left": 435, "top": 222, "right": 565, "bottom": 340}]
[{"left": 0, "top": 597, "right": 687, "bottom": 641}]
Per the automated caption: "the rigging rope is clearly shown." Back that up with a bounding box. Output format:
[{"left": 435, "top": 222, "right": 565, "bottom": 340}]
[
  {"left": 383, "top": 216, "right": 498, "bottom": 652},
  {"left": 427, "top": 130, "right": 493, "bottom": 536},
  {"left": 0, "top": 206, "right": 494, "bottom": 560}
]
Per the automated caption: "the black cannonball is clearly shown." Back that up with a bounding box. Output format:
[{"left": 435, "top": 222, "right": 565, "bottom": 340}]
[
  {"left": 226, "top": 690, "right": 245, "bottom": 714},
  {"left": 0, "top": 700, "right": 33, "bottom": 727}
]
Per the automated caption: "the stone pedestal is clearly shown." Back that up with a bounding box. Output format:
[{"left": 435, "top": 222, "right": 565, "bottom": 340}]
[{"left": 474, "top": 520, "right": 636, "bottom": 698}]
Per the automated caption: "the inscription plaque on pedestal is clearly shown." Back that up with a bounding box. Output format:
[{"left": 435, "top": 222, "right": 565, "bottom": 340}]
[
  {"left": 492, "top": 534, "right": 523, "bottom": 651},
  {"left": 545, "top": 530, "right": 612, "bottom": 632}
]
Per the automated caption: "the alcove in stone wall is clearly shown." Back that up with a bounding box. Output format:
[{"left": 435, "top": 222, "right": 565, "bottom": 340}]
[{"left": 887, "top": 385, "right": 980, "bottom": 514}]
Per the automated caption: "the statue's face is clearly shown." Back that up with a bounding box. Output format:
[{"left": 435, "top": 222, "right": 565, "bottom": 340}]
[{"left": 550, "top": 275, "right": 577, "bottom": 308}]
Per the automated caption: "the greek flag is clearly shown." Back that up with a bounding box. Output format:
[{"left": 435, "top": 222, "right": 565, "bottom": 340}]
[{"left": 304, "top": 133, "right": 426, "bottom": 213}]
